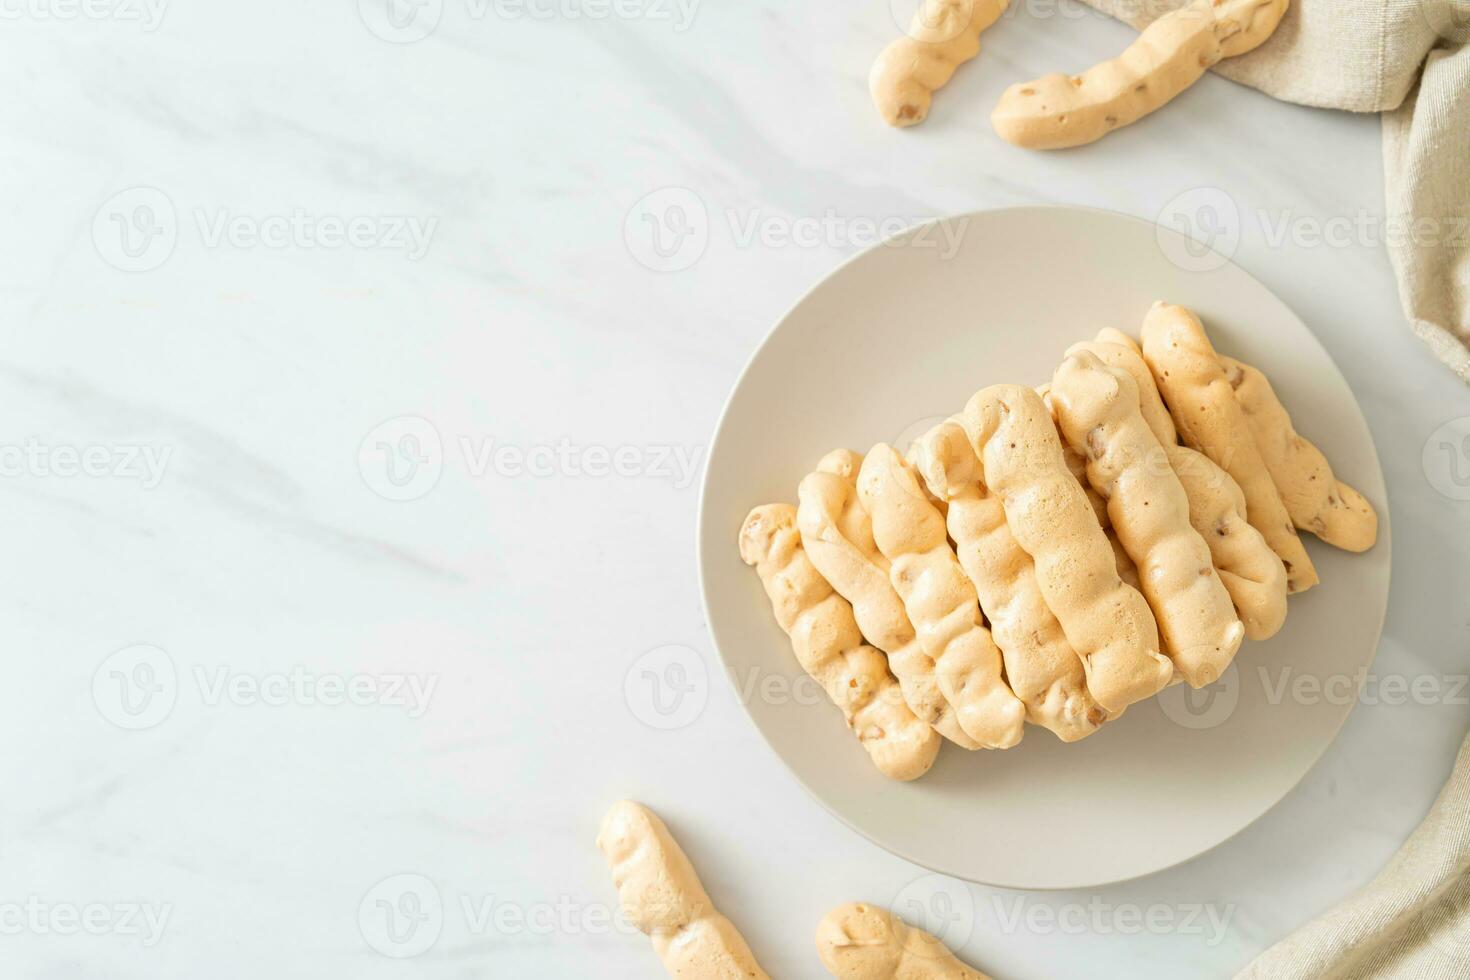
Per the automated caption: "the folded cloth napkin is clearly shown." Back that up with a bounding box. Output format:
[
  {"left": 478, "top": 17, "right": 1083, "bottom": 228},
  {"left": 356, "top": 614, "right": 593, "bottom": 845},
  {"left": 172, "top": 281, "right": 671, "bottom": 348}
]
[
  {"left": 1079, "top": 0, "right": 1470, "bottom": 382},
  {"left": 1234, "top": 727, "right": 1470, "bottom": 978}
]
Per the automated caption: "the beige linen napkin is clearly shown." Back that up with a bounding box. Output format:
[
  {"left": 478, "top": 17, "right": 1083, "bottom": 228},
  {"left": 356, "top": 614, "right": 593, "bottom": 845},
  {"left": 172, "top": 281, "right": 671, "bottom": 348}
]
[
  {"left": 1080, "top": 0, "right": 1470, "bottom": 382},
  {"left": 1233, "top": 728, "right": 1470, "bottom": 978}
]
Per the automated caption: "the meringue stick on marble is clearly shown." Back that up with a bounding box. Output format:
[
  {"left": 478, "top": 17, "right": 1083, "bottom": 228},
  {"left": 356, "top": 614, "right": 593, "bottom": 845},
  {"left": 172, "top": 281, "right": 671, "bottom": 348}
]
[
  {"left": 1218, "top": 355, "right": 1378, "bottom": 553},
  {"left": 964, "top": 385, "right": 1172, "bottom": 713},
  {"left": 1141, "top": 301, "right": 1318, "bottom": 593},
  {"left": 816, "top": 902, "right": 992, "bottom": 980},
  {"left": 912, "top": 420, "right": 1107, "bottom": 740},
  {"left": 857, "top": 444, "right": 1025, "bottom": 750},
  {"left": 798, "top": 449, "right": 982, "bottom": 750},
  {"left": 990, "top": 0, "right": 1288, "bottom": 149},
  {"left": 1048, "top": 351, "right": 1244, "bottom": 687},
  {"left": 597, "top": 800, "right": 771, "bottom": 980},
  {"left": 1070, "top": 332, "right": 1288, "bottom": 640},
  {"left": 870, "top": 0, "right": 1009, "bottom": 127},
  {"left": 740, "top": 504, "right": 941, "bottom": 780}
]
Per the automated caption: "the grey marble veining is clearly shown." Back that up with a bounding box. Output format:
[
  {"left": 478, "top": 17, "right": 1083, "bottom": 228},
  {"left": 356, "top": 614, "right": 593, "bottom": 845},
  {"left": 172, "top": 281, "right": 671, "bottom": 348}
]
[{"left": 0, "top": 2, "right": 1467, "bottom": 978}]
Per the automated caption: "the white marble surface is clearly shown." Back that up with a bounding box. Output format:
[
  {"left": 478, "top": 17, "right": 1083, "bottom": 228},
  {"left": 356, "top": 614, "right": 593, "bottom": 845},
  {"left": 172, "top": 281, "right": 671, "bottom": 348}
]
[{"left": 2, "top": 2, "right": 1468, "bottom": 978}]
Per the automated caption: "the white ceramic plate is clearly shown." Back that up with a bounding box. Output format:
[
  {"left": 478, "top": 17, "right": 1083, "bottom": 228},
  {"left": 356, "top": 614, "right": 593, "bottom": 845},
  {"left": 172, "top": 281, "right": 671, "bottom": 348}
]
[{"left": 697, "top": 205, "right": 1391, "bottom": 890}]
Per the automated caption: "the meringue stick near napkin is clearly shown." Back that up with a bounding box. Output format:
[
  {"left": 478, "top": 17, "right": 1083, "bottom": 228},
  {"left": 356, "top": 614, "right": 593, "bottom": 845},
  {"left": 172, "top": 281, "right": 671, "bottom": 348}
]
[{"left": 1073, "top": 0, "right": 1470, "bottom": 382}]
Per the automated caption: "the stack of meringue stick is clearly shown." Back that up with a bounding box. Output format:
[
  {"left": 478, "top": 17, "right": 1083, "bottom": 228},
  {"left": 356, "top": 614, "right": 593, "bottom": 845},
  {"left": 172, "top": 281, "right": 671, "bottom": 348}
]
[
  {"left": 740, "top": 301, "right": 1378, "bottom": 782},
  {"left": 600, "top": 798, "right": 991, "bottom": 979}
]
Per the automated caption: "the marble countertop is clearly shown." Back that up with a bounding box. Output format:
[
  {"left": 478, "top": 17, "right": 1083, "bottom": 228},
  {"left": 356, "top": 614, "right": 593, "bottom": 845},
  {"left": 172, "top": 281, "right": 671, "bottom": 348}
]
[{"left": 3, "top": 2, "right": 1468, "bottom": 977}]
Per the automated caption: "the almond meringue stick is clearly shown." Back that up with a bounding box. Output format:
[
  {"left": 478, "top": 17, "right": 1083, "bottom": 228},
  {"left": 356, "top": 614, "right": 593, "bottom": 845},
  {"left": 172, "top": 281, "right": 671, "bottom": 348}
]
[
  {"left": 740, "top": 504, "right": 941, "bottom": 780},
  {"left": 816, "top": 902, "right": 991, "bottom": 980},
  {"left": 870, "top": 0, "right": 1009, "bottom": 127},
  {"left": 1048, "top": 350, "right": 1244, "bottom": 687},
  {"left": 990, "top": 0, "right": 1288, "bottom": 149},
  {"left": 964, "top": 384, "right": 1172, "bottom": 713},
  {"left": 857, "top": 443, "right": 1025, "bottom": 750},
  {"left": 1073, "top": 331, "right": 1287, "bottom": 639},
  {"left": 1141, "top": 301, "right": 1318, "bottom": 593},
  {"left": 1219, "top": 355, "right": 1378, "bottom": 553},
  {"left": 597, "top": 800, "right": 770, "bottom": 980},
  {"left": 912, "top": 420, "right": 1106, "bottom": 740},
  {"left": 798, "top": 449, "right": 981, "bottom": 749}
]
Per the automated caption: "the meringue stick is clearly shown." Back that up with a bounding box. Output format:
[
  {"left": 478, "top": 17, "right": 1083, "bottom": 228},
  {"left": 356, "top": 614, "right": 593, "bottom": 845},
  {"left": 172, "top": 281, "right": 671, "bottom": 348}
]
[
  {"left": 1072, "top": 333, "right": 1287, "bottom": 638},
  {"left": 964, "top": 385, "right": 1172, "bottom": 713},
  {"left": 740, "top": 504, "right": 941, "bottom": 780},
  {"left": 857, "top": 444, "right": 1025, "bottom": 750},
  {"left": 797, "top": 449, "right": 982, "bottom": 749},
  {"left": 913, "top": 421, "right": 1106, "bottom": 740},
  {"left": 1041, "top": 382, "right": 1141, "bottom": 590},
  {"left": 1219, "top": 355, "right": 1378, "bottom": 553},
  {"left": 990, "top": 0, "right": 1288, "bottom": 149},
  {"left": 816, "top": 902, "right": 992, "bottom": 980},
  {"left": 1141, "top": 302, "right": 1319, "bottom": 593},
  {"left": 871, "top": 0, "right": 1009, "bottom": 127},
  {"left": 1170, "top": 442, "right": 1288, "bottom": 639},
  {"left": 1049, "top": 352, "right": 1244, "bottom": 687},
  {"left": 597, "top": 801, "right": 771, "bottom": 980}
]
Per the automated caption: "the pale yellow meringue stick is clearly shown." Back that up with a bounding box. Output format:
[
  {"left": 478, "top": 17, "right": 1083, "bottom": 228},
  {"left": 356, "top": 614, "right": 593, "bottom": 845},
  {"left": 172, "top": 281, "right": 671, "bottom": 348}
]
[
  {"left": 1071, "top": 332, "right": 1288, "bottom": 640},
  {"left": 912, "top": 420, "right": 1107, "bottom": 740},
  {"left": 1038, "top": 382, "right": 1139, "bottom": 587},
  {"left": 1048, "top": 350, "right": 1244, "bottom": 688},
  {"left": 991, "top": 0, "right": 1288, "bottom": 149},
  {"left": 871, "top": 0, "right": 1009, "bottom": 127},
  {"left": 816, "top": 902, "right": 992, "bottom": 980},
  {"left": 598, "top": 801, "right": 771, "bottom": 980},
  {"left": 1141, "top": 301, "right": 1318, "bottom": 593},
  {"left": 740, "top": 504, "right": 941, "bottom": 780},
  {"left": 798, "top": 449, "right": 981, "bottom": 749},
  {"left": 857, "top": 443, "right": 1025, "bottom": 750},
  {"left": 1219, "top": 355, "right": 1378, "bottom": 553},
  {"left": 964, "top": 384, "right": 1172, "bottom": 714}
]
